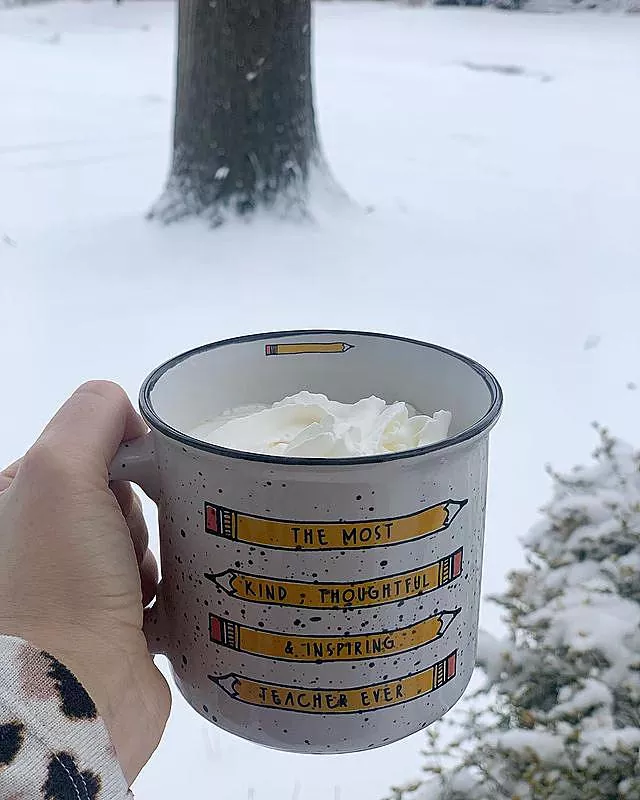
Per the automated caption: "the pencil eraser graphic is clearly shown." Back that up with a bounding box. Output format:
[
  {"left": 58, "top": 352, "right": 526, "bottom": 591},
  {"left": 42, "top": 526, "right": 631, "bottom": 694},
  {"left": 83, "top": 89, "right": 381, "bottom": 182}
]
[
  {"left": 446, "top": 650, "right": 458, "bottom": 680},
  {"left": 205, "top": 503, "right": 219, "bottom": 534},
  {"left": 452, "top": 548, "right": 463, "bottom": 578},
  {"left": 210, "top": 614, "right": 223, "bottom": 644}
]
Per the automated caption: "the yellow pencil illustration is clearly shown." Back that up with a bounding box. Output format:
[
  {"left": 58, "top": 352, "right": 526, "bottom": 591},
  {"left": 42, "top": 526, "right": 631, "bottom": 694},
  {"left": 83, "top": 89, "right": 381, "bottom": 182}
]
[
  {"left": 265, "top": 342, "right": 354, "bottom": 356},
  {"left": 210, "top": 650, "right": 458, "bottom": 714},
  {"left": 209, "top": 609, "right": 460, "bottom": 662},
  {"left": 204, "top": 547, "right": 463, "bottom": 609},
  {"left": 204, "top": 499, "right": 467, "bottom": 550}
]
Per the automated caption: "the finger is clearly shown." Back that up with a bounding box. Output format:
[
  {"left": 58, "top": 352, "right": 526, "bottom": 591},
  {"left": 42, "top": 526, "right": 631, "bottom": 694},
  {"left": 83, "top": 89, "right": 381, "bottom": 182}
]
[
  {"left": 110, "top": 480, "right": 136, "bottom": 518},
  {"left": 110, "top": 481, "right": 149, "bottom": 564},
  {"left": 140, "top": 549, "right": 159, "bottom": 608},
  {"left": 35, "top": 381, "right": 147, "bottom": 472},
  {"left": 0, "top": 458, "right": 22, "bottom": 492}
]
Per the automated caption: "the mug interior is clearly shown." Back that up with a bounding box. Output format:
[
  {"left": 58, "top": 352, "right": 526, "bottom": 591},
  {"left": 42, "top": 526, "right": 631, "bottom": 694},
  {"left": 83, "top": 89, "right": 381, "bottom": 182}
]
[{"left": 141, "top": 330, "right": 502, "bottom": 463}]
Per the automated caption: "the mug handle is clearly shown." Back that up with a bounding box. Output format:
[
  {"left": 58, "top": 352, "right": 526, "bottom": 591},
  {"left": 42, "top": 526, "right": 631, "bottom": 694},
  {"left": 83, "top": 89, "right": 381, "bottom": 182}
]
[{"left": 109, "top": 433, "right": 167, "bottom": 656}]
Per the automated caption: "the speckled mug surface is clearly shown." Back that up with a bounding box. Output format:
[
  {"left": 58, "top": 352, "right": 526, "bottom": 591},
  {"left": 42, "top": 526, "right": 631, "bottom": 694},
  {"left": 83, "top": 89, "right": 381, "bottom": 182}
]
[{"left": 109, "top": 330, "right": 502, "bottom": 754}]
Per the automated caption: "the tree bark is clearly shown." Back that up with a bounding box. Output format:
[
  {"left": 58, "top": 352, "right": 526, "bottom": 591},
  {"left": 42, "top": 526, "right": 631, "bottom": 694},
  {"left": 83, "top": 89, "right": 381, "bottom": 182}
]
[{"left": 152, "top": 0, "right": 323, "bottom": 224}]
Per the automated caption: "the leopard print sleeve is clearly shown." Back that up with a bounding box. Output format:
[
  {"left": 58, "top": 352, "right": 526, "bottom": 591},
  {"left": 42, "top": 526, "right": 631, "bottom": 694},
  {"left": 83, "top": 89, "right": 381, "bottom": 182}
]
[{"left": 0, "top": 635, "right": 132, "bottom": 799}]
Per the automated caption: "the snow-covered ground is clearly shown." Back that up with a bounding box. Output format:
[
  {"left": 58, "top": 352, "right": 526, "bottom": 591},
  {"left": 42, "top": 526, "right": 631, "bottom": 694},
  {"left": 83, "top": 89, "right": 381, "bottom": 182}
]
[{"left": 1, "top": 2, "right": 640, "bottom": 798}]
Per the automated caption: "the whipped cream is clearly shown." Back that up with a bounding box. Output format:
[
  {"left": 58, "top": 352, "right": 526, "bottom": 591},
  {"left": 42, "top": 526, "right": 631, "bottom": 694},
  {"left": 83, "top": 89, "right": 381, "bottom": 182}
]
[{"left": 189, "top": 392, "right": 452, "bottom": 458}]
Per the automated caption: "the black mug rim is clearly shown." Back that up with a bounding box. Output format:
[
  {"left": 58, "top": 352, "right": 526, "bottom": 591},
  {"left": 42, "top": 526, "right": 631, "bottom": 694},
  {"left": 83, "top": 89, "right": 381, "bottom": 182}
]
[{"left": 139, "top": 329, "right": 503, "bottom": 467}]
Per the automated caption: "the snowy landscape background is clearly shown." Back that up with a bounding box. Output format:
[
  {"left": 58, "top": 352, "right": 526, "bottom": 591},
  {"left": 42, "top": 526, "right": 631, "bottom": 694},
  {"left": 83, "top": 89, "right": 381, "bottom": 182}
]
[{"left": 1, "top": 2, "right": 639, "bottom": 798}]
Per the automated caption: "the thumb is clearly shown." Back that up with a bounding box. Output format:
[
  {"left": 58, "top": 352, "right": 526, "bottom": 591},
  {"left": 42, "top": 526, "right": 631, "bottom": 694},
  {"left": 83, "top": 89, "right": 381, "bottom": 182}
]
[{"left": 34, "top": 381, "right": 147, "bottom": 470}]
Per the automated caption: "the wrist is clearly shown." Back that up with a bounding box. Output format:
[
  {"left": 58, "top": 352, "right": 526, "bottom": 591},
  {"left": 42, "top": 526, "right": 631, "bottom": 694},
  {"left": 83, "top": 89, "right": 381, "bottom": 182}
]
[
  {"left": 0, "top": 618, "right": 171, "bottom": 784},
  {"left": 54, "top": 633, "right": 170, "bottom": 784}
]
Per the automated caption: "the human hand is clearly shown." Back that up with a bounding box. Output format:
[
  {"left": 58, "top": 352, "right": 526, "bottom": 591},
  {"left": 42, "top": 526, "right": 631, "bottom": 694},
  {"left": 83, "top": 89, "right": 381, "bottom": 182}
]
[{"left": 0, "top": 381, "right": 171, "bottom": 784}]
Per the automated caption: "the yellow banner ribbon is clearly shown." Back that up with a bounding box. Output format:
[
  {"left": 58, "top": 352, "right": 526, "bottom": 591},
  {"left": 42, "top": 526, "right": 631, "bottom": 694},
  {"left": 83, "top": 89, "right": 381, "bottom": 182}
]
[
  {"left": 209, "top": 609, "right": 460, "bottom": 662},
  {"left": 205, "top": 547, "right": 463, "bottom": 609},
  {"left": 204, "top": 499, "right": 466, "bottom": 550},
  {"left": 210, "top": 651, "right": 458, "bottom": 714}
]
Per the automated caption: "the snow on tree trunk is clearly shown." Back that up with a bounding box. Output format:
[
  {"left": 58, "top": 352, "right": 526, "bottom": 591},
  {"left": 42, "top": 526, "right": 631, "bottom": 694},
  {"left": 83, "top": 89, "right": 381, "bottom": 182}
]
[
  {"left": 388, "top": 426, "right": 640, "bottom": 800},
  {"left": 151, "top": 0, "right": 328, "bottom": 225}
]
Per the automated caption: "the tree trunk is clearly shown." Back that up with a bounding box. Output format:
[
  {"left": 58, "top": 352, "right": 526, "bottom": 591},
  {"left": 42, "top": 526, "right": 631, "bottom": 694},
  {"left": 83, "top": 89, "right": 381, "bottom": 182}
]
[{"left": 152, "top": 0, "right": 324, "bottom": 224}]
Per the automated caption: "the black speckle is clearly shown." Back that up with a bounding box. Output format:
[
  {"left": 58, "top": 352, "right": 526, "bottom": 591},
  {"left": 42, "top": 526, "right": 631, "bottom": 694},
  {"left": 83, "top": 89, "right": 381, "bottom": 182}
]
[
  {"left": 43, "top": 653, "right": 97, "bottom": 720},
  {"left": 293, "top": 619, "right": 301, "bottom": 626},
  {"left": 0, "top": 722, "right": 24, "bottom": 767},
  {"left": 182, "top": 655, "right": 188, "bottom": 666},
  {"left": 258, "top": 621, "right": 265, "bottom": 628},
  {"left": 203, "top": 704, "right": 209, "bottom": 713},
  {"left": 310, "top": 616, "right": 322, "bottom": 622},
  {"left": 44, "top": 751, "right": 101, "bottom": 800},
  {"left": 180, "top": 529, "right": 186, "bottom": 538},
  {"left": 369, "top": 507, "right": 374, "bottom": 512},
  {"left": 356, "top": 495, "right": 362, "bottom": 500},
  {"left": 380, "top": 560, "right": 388, "bottom": 567},
  {"left": 235, "top": 561, "right": 241, "bottom": 568},
  {"left": 218, "top": 488, "right": 223, "bottom": 494}
]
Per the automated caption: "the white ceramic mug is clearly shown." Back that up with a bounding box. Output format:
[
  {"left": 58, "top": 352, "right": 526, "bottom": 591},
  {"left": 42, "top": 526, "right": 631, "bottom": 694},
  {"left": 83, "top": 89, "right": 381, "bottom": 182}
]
[{"left": 110, "top": 330, "right": 502, "bottom": 753}]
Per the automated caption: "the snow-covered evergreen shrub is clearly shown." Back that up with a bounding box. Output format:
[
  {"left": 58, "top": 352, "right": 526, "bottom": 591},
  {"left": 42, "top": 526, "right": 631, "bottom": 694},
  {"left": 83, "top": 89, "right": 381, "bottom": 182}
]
[{"left": 389, "top": 426, "right": 640, "bottom": 800}]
